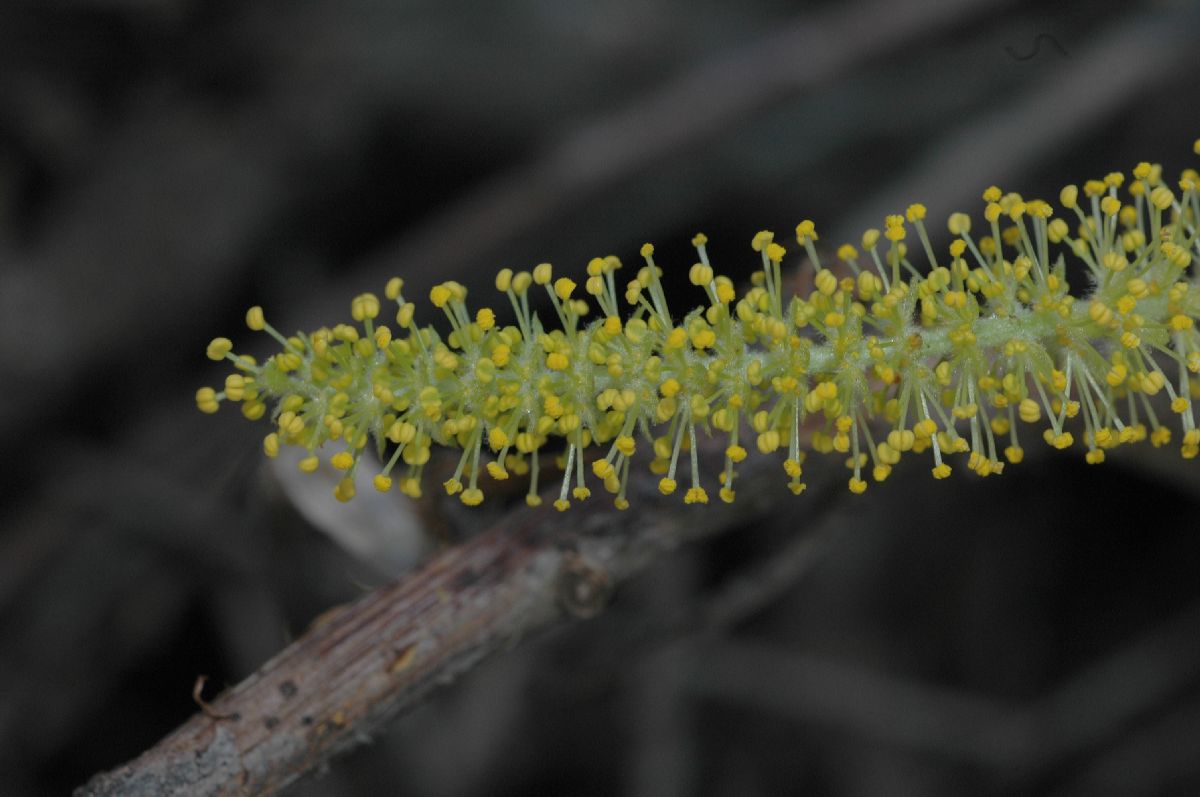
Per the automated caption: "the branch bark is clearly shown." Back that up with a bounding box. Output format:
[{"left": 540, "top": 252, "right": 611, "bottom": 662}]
[{"left": 76, "top": 454, "right": 805, "bottom": 796}]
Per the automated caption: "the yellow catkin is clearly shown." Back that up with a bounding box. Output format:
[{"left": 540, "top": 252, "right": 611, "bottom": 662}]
[{"left": 202, "top": 149, "right": 1200, "bottom": 508}]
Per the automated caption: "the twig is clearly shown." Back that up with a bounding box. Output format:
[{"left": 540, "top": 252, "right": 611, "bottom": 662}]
[{"left": 75, "top": 452, "right": 797, "bottom": 797}]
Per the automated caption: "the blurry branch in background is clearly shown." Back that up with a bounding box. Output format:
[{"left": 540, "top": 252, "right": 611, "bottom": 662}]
[
  {"left": 688, "top": 599, "right": 1200, "bottom": 781},
  {"left": 351, "top": 0, "right": 1014, "bottom": 300},
  {"left": 77, "top": 452, "right": 835, "bottom": 797},
  {"left": 836, "top": 2, "right": 1200, "bottom": 242}
]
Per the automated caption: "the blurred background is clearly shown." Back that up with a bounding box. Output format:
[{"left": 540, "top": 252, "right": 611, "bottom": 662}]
[{"left": 3, "top": 0, "right": 1200, "bottom": 794}]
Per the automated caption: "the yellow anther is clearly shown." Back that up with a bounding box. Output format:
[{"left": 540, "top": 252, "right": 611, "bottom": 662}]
[
  {"left": 887, "top": 429, "right": 914, "bottom": 452},
  {"left": 750, "top": 231, "right": 773, "bottom": 252},
  {"left": 511, "top": 271, "right": 532, "bottom": 294},
  {"left": 385, "top": 276, "right": 404, "bottom": 300},
  {"left": 495, "top": 268, "right": 513, "bottom": 292},
  {"left": 351, "top": 293, "right": 380, "bottom": 321},
  {"left": 688, "top": 263, "right": 714, "bottom": 286},
  {"left": 814, "top": 380, "right": 838, "bottom": 400},
  {"left": 554, "top": 277, "right": 576, "bottom": 301},
  {"left": 715, "top": 279, "right": 736, "bottom": 304},
  {"left": 429, "top": 285, "right": 453, "bottom": 308},
  {"left": 1051, "top": 432, "right": 1074, "bottom": 450},
  {"left": 476, "top": 308, "right": 496, "bottom": 330},
  {"left": 658, "top": 477, "right": 677, "bottom": 495},
  {"left": 1149, "top": 186, "right": 1174, "bottom": 210},
  {"left": 811, "top": 269, "right": 836, "bottom": 297},
  {"left": 223, "top": 374, "right": 245, "bottom": 401},
  {"left": 1103, "top": 252, "right": 1128, "bottom": 273},
  {"left": 533, "top": 262, "right": 554, "bottom": 285},
  {"left": 206, "top": 337, "right": 233, "bottom": 361},
  {"left": 373, "top": 474, "right": 393, "bottom": 492},
  {"left": 795, "top": 220, "right": 818, "bottom": 243},
  {"left": 246, "top": 306, "right": 266, "bottom": 331},
  {"left": 1088, "top": 301, "right": 1113, "bottom": 325},
  {"left": 195, "top": 387, "right": 220, "bottom": 413},
  {"left": 592, "top": 459, "right": 616, "bottom": 480},
  {"left": 334, "top": 478, "right": 356, "bottom": 503}
]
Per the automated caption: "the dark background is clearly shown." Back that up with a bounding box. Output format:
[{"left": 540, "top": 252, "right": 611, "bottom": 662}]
[{"left": 2, "top": 0, "right": 1200, "bottom": 795}]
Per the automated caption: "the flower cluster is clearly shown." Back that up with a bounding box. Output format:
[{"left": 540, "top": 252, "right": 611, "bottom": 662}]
[{"left": 200, "top": 144, "right": 1200, "bottom": 509}]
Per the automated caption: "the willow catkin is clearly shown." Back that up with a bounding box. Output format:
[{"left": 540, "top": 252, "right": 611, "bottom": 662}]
[{"left": 200, "top": 149, "right": 1200, "bottom": 510}]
